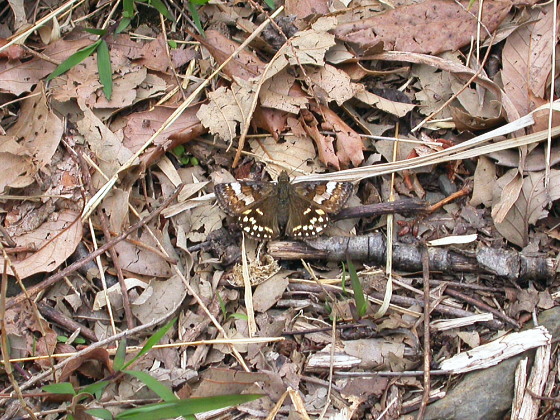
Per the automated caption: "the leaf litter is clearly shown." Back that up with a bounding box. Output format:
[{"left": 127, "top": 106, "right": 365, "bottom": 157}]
[{"left": 0, "top": 0, "right": 559, "bottom": 419}]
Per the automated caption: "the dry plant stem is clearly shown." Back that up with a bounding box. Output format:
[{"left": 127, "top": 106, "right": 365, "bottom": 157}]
[
  {"left": 37, "top": 303, "right": 97, "bottom": 342},
  {"left": 443, "top": 287, "right": 520, "bottom": 329},
  {"left": 335, "top": 199, "right": 429, "bottom": 221},
  {"left": 99, "top": 210, "right": 134, "bottom": 330},
  {"left": 0, "top": 260, "right": 37, "bottom": 419},
  {"left": 417, "top": 245, "right": 431, "bottom": 420},
  {"left": 6, "top": 185, "right": 183, "bottom": 310},
  {"left": 426, "top": 182, "right": 472, "bottom": 213},
  {"left": 288, "top": 282, "right": 503, "bottom": 329}
]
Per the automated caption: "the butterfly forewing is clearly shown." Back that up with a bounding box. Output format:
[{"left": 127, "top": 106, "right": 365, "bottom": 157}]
[
  {"left": 215, "top": 181, "right": 281, "bottom": 239},
  {"left": 293, "top": 181, "right": 353, "bottom": 213}
]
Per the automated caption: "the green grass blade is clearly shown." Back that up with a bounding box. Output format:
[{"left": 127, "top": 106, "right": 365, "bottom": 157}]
[
  {"left": 85, "top": 408, "right": 113, "bottom": 419},
  {"left": 116, "top": 17, "right": 132, "bottom": 34},
  {"left": 347, "top": 258, "right": 368, "bottom": 317},
  {"left": 124, "top": 370, "right": 177, "bottom": 402},
  {"left": 113, "top": 338, "right": 127, "bottom": 371},
  {"left": 148, "top": 0, "right": 173, "bottom": 20},
  {"left": 122, "top": 318, "right": 176, "bottom": 370},
  {"left": 187, "top": 2, "right": 204, "bottom": 35},
  {"left": 122, "top": 0, "right": 135, "bottom": 18},
  {"left": 97, "top": 40, "right": 113, "bottom": 100},
  {"left": 80, "top": 381, "right": 110, "bottom": 400},
  {"left": 84, "top": 28, "right": 107, "bottom": 36},
  {"left": 116, "top": 394, "right": 263, "bottom": 419},
  {"left": 47, "top": 40, "right": 101, "bottom": 81},
  {"left": 43, "top": 382, "right": 76, "bottom": 395}
]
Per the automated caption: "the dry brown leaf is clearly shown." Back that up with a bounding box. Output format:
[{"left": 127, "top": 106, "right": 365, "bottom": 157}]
[
  {"left": 266, "top": 17, "right": 337, "bottom": 79},
  {"left": 131, "top": 275, "right": 187, "bottom": 323},
  {"left": 134, "top": 34, "right": 196, "bottom": 72},
  {"left": 0, "top": 136, "right": 35, "bottom": 191},
  {"left": 333, "top": 0, "right": 512, "bottom": 54},
  {"left": 120, "top": 104, "right": 204, "bottom": 152},
  {"left": 285, "top": 0, "right": 329, "bottom": 19},
  {"left": 7, "top": 84, "right": 63, "bottom": 170},
  {"left": 354, "top": 86, "right": 416, "bottom": 118},
  {"left": 2, "top": 209, "right": 83, "bottom": 278},
  {"left": 59, "top": 348, "right": 114, "bottom": 383},
  {"left": 197, "top": 83, "right": 254, "bottom": 143},
  {"left": 470, "top": 156, "right": 497, "bottom": 207},
  {"left": 306, "top": 64, "right": 356, "bottom": 106},
  {"left": 301, "top": 109, "right": 340, "bottom": 169},
  {"left": 5, "top": 304, "right": 57, "bottom": 360},
  {"left": 491, "top": 169, "right": 523, "bottom": 224},
  {"left": 502, "top": 4, "right": 556, "bottom": 117},
  {"left": 252, "top": 275, "right": 289, "bottom": 313},
  {"left": 77, "top": 108, "right": 133, "bottom": 188},
  {"left": 112, "top": 230, "right": 173, "bottom": 278},
  {"left": 317, "top": 104, "right": 364, "bottom": 167},
  {"left": 199, "top": 30, "right": 266, "bottom": 81},
  {"left": 493, "top": 169, "right": 560, "bottom": 247},
  {"left": 259, "top": 70, "right": 309, "bottom": 114},
  {"left": 248, "top": 135, "right": 319, "bottom": 176}
]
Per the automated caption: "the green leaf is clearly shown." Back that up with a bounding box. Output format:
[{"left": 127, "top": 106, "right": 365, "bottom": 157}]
[
  {"left": 340, "top": 262, "right": 347, "bottom": 294},
  {"left": 116, "top": 18, "right": 132, "bottom": 34},
  {"left": 47, "top": 40, "right": 101, "bottom": 81},
  {"left": 116, "top": 394, "right": 263, "bottom": 419},
  {"left": 190, "top": 157, "right": 199, "bottom": 166},
  {"left": 148, "top": 0, "right": 173, "bottom": 20},
  {"left": 347, "top": 259, "right": 368, "bottom": 318},
  {"left": 229, "top": 313, "right": 248, "bottom": 321},
  {"left": 43, "top": 382, "right": 76, "bottom": 395},
  {"left": 122, "top": 319, "right": 176, "bottom": 370},
  {"left": 85, "top": 408, "right": 113, "bottom": 420},
  {"left": 187, "top": 2, "right": 204, "bottom": 35},
  {"left": 263, "top": 0, "right": 275, "bottom": 9},
  {"left": 168, "top": 40, "right": 177, "bottom": 49},
  {"left": 84, "top": 28, "right": 107, "bottom": 36},
  {"left": 124, "top": 370, "right": 177, "bottom": 402},
  {"left": 80, "top": 381, "right": 110, "bottom": 400},
  {"left": 172, "top": 145, "right": 185, "bottom": 157},
  {"left": 122, "top": 0, "right": 135, "bottom": 18},
  {"left": 113, "top": 339, "right": 127, "bottom": 372},
  {"left": 97, "top": 40, "right": 113, "bottom": 100}
]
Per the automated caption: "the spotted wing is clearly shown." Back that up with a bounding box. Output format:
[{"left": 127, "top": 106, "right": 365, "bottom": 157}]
[
  {"left": 286, "top": 181, "right": 353, "bottom": 238},
  {"left": 214, "top": 181, "right": 281, "bottom": 240}
]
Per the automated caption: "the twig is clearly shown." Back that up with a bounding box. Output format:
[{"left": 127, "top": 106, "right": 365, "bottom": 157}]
[
  {"left": 444, "top": 287, "right": 520, "bottom": 329},
  {"left": 417, "top": 244, "right": 431, "bottom": 419}
]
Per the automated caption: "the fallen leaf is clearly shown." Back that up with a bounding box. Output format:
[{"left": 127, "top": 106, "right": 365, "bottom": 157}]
[{"left": 333, "top": 0, "right": 512, "bottom": 54}]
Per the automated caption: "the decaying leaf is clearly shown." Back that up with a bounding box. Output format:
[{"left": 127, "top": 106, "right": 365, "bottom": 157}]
[{"left": 493, "top": 169, "right": 560, "bottom": 247}]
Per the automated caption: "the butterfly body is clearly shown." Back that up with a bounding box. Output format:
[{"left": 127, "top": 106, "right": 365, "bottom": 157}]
[{"left": 215, "top": 171, "right": 352, "bottom": 240}]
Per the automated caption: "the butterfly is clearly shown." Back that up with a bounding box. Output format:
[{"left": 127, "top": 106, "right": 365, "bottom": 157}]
[{"left": 214, "top": 171, "right": 353, "bottom": 240}]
